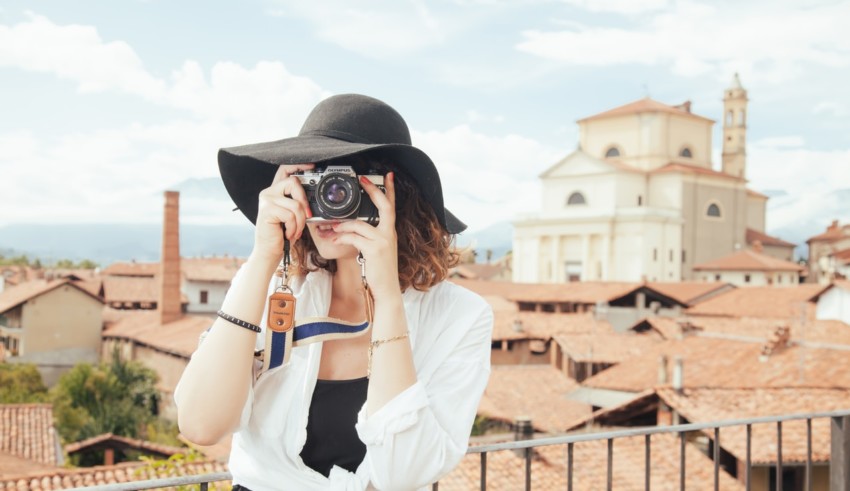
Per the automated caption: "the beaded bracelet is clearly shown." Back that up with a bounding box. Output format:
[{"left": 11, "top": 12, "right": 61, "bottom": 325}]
[{"left": 217, "top": 310, "right": 262, "bottom": 333}]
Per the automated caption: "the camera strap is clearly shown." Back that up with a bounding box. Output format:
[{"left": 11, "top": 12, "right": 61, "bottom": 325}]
[{"left": 256, "top": 241, "right": 374, "bottom": 377}]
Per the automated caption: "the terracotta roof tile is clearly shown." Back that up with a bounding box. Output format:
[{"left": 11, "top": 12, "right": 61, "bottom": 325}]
[
  {"left": 746, "top": 228, "right": 795, "bottom": 248},
  {"left": 658, "top": 387, "right": 850, "bottom": 464},
  {"left": 101, "top": 276, "right": 188, "bottom": 305},
  {"left": 0, "top": 405, "right": 60, "bottom": 467},
  {"left": 553, "top": 332, "right": 660, "bottom": 363},
  {"left": 832, "top": 248, "right": 850, "bottom": 265},
  {"left": 102, "top": 311, "right": 213, "bottom": 358},
  {"left": 693, "top": 249, "right": 803, "bottom": 272},
  {"left": 440, "top": 434, "right": 742, "bottom": 490},
  {"left": 0, "top": 452, "right": 59, "bottom": 478},
  {"left": 686, "top": 316, "right": 850, "bottom": 346},
  {"left": 493, "top": 312, "right": 613, "bottom": 341},
  {"left": 686, "top": 284, "right": 826, "bottom": 318},
  {"left": 577, "top": 97, "right": 715, "bottom": 124},
  {"left": 64, "top": 433, "right": 185, "bottom": 457},
  {"left": 650, "top": 162, "right": 743, "bottom": 181},
  {"left": 102, "top": 257, "right": 245, "bottom": 283},
  {"left": 746, "top": 188, "right": 769, "bottom": 200},
  {"left": 807, "top": 221, "right": 849, "bottom": 243},
  {"left": 479, "top": 366, "right": 591, "bottom": 433},
  {"left": 584, "top": 335, "right": 850, "bottom": 392},
  {"left": 451, "top": 279, "right": 641, "bottom": 304},
  {"left": 0, "top": 279, "right": 103, "bottom": 315},
  {"left": 0, "top": 459, "right": 228, "bottom": 490},
  {"left": 646, "top": 282, "right": 733, "bottom": 306}
]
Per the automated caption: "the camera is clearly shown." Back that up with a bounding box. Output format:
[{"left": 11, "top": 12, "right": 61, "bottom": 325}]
[{"left": 294, "top": 165, "right": 385, "bottom": 223}]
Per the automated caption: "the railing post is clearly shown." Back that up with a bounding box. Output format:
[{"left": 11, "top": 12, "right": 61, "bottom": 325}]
[{"left": 831, "top": 415, "right": 850, "bottom": 491}]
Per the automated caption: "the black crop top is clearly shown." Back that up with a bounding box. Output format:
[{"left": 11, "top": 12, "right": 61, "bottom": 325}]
[{"left": 300, "top": 377, "right": 369, "bottom": 477}]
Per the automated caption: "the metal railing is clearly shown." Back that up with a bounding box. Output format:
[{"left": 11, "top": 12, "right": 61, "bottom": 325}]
[{"left": 64, "top": 409, "right": 850, "bottom": 491}]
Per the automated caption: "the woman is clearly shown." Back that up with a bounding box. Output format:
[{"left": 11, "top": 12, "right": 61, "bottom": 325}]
[{"left": 175, "top": 94, "right": 493, "bottom": 490}]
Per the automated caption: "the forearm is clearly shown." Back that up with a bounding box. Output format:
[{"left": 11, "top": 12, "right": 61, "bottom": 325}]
[
  {"left": 366, "top": 291, "right": 417, "bottom": 415},
  {"left": 175, "top": 254, "right": 278, "bottom": 444}
]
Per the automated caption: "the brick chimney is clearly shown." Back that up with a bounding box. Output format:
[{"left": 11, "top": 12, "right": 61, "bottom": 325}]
[
  {"left": 752, "top": 240, "right": 764, "bottom": 254},
  {"left": 158, "top": 191, "right": 182, "bottom": 325}
]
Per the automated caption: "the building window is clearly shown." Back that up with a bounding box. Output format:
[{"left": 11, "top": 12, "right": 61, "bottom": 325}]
[
  {"left": 604, "top": 146, "right": 621, "bottom": 158},
  {"left": 200, "top": 290, "right": 209, "bottom": 304},
  {"left": 637, "top": 195, "right": 643, "bottom": 206},
  {"left": 567, "top": 192, "right": 586, "bottom": 206},
  {"left": 715, "top": 274, "right": 721, "bottom": 281},
  {"left": 706, "top": 203, "right": 722, "bottom": 218},
  {"left": 744, "top": 274, "right": 751, "bottom": 283},
  {"left": 726, "top": 110, "right": 733, "bottom": 126},
  {"left": 653, "top": 248, "right": 658, "bottom": 261},
  {"left": 739, "top": 109, "right": 746, "bottom": 126},
  {"left": 680, "top": 147, "right": 693, "bottom": 158},
  {"left": 669, "top": 249, "right": 674, "bottom": 262},
  {"left": 682, "top": 250, "right": 687, "bottom": 263},
  {"left": 777, "top": 275, "right": 782, "bottom": 284}
]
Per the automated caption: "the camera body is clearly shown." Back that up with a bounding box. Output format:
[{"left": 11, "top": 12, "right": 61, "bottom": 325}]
[{"left": 294, "top": 165, "right": 385, "bottom": 223}]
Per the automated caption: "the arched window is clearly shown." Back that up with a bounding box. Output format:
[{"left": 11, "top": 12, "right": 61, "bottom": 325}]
[
  {"left": 680, "top": 147, "right": 693, "bottom": 158},
  {"left": 707, "top": 203, "right": 722, "bottom": 217},
  {"left": 738, "top": 109, "right": 746, "bottom": 126},
  {"left": 604, "top": 146, "right": 621, "bottom": 158},
  {"left": 726, "top": 110, "right": 733, "bottom": 126},
  {"left": 567, "top": 192, "right": 586, "bottom": 206}
]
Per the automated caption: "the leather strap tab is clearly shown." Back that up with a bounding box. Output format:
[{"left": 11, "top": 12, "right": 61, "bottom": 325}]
[{"left": 268, "top": 291, "right": 296, "bottom": 332}]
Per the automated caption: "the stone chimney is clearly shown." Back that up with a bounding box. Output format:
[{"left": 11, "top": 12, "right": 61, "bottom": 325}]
[
  {"left": 158, "top": 191, "right": 182, "bottom": 325},
  {"left": 513, "top": 416, "right": 534, "bottom": 457},
  {"left": 760, "top": 325, "right": 791, "bottom": 361}
]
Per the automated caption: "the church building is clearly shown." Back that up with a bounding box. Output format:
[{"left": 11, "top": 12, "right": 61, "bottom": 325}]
[{"left": 513, "top": 75, "right": 791, "bottom": 283}]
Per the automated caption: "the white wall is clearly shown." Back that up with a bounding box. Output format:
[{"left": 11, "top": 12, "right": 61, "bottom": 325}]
[
  {"left": 816, "top": 287, "right": 850, "bottom": 324},
  {"left": 696, "top": 270, "right": 799, "bottom": 287},
  {"left": 183, "top": 280, "right": 229, "bottom": 314}
]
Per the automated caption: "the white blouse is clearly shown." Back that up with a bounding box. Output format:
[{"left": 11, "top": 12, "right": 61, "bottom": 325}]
[{"left": 180, "top": 268, "right": 493, "bottom": 491}]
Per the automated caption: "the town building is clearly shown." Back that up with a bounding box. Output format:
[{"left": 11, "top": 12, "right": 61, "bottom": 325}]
[
  {"left": 0, "top": 278, "right": 104, "bottom": 384},
  {"left": 807, "top": 220, "right": 850, "bottom": 284},
  {"left": 513, "top": 74, "right": 795, "bottom": 283},
  {"left": 691, "top": 241, "right": 804, "bottom": 287}
]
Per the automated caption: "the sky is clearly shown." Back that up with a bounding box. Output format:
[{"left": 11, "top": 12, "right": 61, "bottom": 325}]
[{"left": 1, "top": 0, "right": 849, "bottom": 236}]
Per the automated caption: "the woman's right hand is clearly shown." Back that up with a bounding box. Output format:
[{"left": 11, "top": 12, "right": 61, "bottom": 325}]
[{"left": 252, "top": 163, "right": 315, "bottom": 264}]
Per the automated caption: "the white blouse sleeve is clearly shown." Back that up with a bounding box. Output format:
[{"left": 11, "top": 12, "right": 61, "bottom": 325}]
[{"left": 354, "top": 288, "right": 493, "bottom": 490}]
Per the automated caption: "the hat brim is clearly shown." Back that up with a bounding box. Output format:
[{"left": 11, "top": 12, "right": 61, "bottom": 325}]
[{"left": 218, "top": 134, "right": 467, "bottom": 234}]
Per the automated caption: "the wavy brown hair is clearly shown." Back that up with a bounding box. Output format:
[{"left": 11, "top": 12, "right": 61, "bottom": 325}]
[{"left": 291, "top": 155, "right": 460, "bottom": 292}]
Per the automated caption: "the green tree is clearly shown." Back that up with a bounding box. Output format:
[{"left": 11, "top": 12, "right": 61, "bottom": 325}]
[
  {"left": 0, "top": 363, "right": 49, "bottom": 403},
  {"left": 51, "top": 353, "right": 161, "bottom": 443}
]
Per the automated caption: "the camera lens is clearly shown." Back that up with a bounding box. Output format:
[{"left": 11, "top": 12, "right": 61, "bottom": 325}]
[
  {"left": 316, "top": 173, "right": 360, "bottom": 219},
  {"left": 324, "top": 182, "right": 348, "bottom": 205}
]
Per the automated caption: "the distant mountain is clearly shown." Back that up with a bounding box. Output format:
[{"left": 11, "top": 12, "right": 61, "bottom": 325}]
[
  {"left": 2, "top": 184, "right": 843, "bottom": 266},
  {"left": 0, "top": 223, "right": 255, "bottom": 266}
]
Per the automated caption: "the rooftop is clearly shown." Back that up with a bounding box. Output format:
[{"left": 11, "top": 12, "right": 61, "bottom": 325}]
[
  {"left": 478, "top": 365, "right": 591, "bottom": 433},
  {"left": 686, "top": 284, "right": 826, "bottom": 318},
  {"left": 577, "top": 97, "right": 715, "bottom": 124},
  {"left": 692, "top": 249, "right": 803, "bottom": 273},
  {"left": 0, "top": 405, "right": 60, "bottom": 467}
]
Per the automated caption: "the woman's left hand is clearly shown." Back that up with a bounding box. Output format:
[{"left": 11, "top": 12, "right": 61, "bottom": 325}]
[{"left": 331, "top": 172, "right": 400, "bottom": 299}]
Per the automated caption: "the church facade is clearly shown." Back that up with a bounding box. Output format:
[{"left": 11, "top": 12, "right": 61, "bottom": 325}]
[{"left": 513, "top": 75, "right": 780, "bottom": 283}]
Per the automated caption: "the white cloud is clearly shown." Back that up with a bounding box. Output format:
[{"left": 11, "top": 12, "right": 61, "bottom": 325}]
[
  {"left": 747, "top": 141, "right": 850, "bottom": 198},
  {"left": 264, "top": 0, "right": 453, "bottom": 58},
  {"left": 0, "top": 12, "right": 165, "bottom": 98},
  {"left": 560, "top": 0, "right": 670, "bottom": 14},
  {"left": 414, "top": 125, "right": 563, "bottom": 232},
  {"left": 517, "top": 0, "right": 850, "bottom": 84}
]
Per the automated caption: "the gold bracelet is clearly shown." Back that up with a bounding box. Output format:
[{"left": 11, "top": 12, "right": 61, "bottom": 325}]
[{"left": 367, "top": 332, "right": 410, "bottom": 378}]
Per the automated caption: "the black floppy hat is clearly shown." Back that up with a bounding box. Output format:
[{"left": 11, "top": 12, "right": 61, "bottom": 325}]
[{"left": 218, "top": 93, "right": 466, "bottom": 234}]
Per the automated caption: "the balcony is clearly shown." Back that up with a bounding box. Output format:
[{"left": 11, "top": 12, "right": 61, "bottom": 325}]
[{"left": 58, "top": 409, "right": 850, "bottom": 491}]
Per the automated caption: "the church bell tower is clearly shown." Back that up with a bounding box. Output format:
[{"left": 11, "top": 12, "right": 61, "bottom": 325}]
[{"left": 722, "top": 73, "right": 748, "bottom": 178}]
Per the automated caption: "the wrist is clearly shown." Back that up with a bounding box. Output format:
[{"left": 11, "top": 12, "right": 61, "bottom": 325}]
[{"left": 246, "top": 249, "right": 284, "bottom": 274}]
